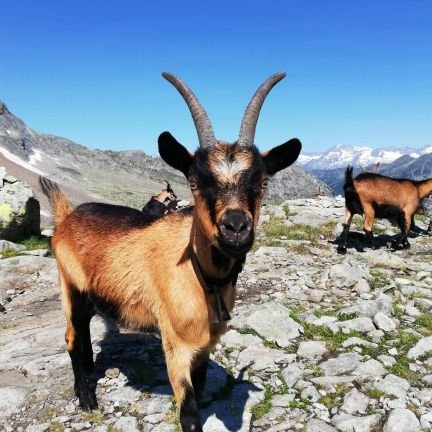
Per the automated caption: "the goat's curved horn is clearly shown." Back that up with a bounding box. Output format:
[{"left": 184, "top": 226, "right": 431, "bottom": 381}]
[
  {"left": 238, "top": 72, "right": 286, "bottom": 147},
  {"left": 162, "top": 72, "right": 216, "bottom": 149}
]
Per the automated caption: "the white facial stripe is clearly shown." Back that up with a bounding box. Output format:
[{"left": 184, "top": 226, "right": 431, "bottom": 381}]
[{"left": 215, "top": 159, "right": 249, "bottom": 181}]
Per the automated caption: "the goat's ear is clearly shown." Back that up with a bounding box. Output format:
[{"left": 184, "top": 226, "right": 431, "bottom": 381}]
[
  {"left": 262, "top": 138, "right": 302, "bottom": 175},
  {"left": 158, "top": 132, "right": 194, "bottom": 177}
]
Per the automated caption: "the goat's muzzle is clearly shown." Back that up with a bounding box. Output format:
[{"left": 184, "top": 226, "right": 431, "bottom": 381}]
[{"left": 217, "top": 210, "right": 254, "bottom": 257}]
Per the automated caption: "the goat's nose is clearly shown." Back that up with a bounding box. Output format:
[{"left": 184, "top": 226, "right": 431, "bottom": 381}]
[{"left": 219, "top": 210, "right": 252, "bottom": 241}]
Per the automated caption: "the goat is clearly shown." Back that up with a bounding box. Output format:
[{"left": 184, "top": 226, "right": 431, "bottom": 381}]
[
  {"left": 40, "top": 72, "right": 301, "bottom": 432},
  {"left": 142, "top": 180, "right": 178, "bottom": 217},
  {"left": 337, "top": 166, "right": 432, "bottom": 254}
]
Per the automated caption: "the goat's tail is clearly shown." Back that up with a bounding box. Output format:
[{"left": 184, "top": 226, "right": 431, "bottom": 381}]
[
  {"left": 344, "top": 166, "right": 355, "bottom": 192},
  {"left": 39, "top": 177, "right": 72, "bottom": 227}
]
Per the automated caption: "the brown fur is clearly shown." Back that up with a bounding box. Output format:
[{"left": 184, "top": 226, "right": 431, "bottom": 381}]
[
  {"left": 48, "top": 191, "right": 235, "bottom": 410},
  {"left": 339, "top": 170, "right": 432, "bottom": 253}
]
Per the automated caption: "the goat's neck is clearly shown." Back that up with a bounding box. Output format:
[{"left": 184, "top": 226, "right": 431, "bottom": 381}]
[
  {"left": 190, "top": 222, "right": 236, "bottom": 280},
  {"left": 417, "top": 179, "right": 432, "bottom": 199}
]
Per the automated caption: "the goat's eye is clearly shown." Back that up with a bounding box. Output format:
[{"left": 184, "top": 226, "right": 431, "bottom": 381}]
[
  {"left": 261, "top": 179, "right": 269, "bottom": 189},
  {"left": 189, "top": 181, "right": 198, "bottom": 190}
]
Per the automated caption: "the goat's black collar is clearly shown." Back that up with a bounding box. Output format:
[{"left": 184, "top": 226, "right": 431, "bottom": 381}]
[{"left": 190, "top": 248, "right": 244, "bottom": 324}]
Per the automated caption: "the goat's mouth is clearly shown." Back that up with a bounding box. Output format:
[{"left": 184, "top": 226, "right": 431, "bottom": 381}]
[{"left": 216, "top": 236, "right": 254, "bottom": 258}]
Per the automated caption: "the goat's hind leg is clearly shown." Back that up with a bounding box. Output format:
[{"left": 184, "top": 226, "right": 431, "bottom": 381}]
[{"left": 61, "top": 274, "right": 97, "bottom": 411}]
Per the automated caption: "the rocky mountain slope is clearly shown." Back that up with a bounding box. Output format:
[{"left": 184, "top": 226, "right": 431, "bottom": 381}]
[
  {"left": 298, "top": 144, "right": 432, "bottom": 195},
  {"left": 299, "top": 144, "right": 432, "bottom": 171},
  {"left": 0, "top": 100, "right": 333, "bottom": 215},
  {"left": 1, "top": 197, "right": 432, "bottom": 431}
]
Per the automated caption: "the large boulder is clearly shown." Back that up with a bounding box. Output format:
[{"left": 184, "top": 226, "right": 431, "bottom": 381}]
[{"left": 0, "top": 168, "right": 40, "bottom": 241}]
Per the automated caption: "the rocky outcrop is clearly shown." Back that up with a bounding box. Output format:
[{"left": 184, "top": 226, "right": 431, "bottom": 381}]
[{"left": 0, "top": 167, "right": 40, "bottom": 241}]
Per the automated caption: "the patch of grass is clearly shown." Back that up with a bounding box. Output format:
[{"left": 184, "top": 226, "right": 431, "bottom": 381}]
[
  {"left": 415, "top": 313, "right": 432, "bottom": 336},
  {"left": 337, "top": 312, "right": 358, "bottom": 322},
  {"left": 259, "top": 217, "right": 332, "bottom": 244},
  {"left": 352, "top": 215, "right": 364, "bottom": 231},
  {"left": 49, "top": 422, "right": 64, "bottom": 432},
  {"left": 288, "top": 397, "right": 311, "bottom": 409},
  {"left": 387, "top": 332, "right": 423, "bottom": 385},
  {"left": 364, "top": 388, "right": 385, "bottom": 399},
  {"left": 282, "top": 203, "right": 291, "bottom": 217},
  {"left": 1, "top": 248, "right": 21, "bottom": 259},
  {"left": 287, "top": 243, "right": 311, "bottom": 255},
  {"left": 415, "top": 214, "right": 429, "bottom": 223},
  {"left": 81, "top": 412, "right": 104, "bottom": 424},
  {"left": 369, "top": 268, "right": 391, "bottom": 289},
  {"left": 107, "top": 426, "right": 121, "bottom": 432},
  {"left": 318, "top": 385, "right": 349, "bottom": 408},
  {"left": 21, "top": 235, "right": 49, "bottom": 250},
  {"left": 250, "top": 385, "right": 273, "bottom": 420}
]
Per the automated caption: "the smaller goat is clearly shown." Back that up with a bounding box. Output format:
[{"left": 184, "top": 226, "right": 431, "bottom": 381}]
[
  {"left": 142, "top": 180, "right": 178, "bottom": 217},
  {"left": 337, "top": 166, "right": 432, "bottom": 253}
]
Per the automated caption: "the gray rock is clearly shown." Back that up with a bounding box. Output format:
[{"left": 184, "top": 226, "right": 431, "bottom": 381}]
[
  {"left": 407, "top": 336, "right": 432, "bottom": 359},
  {"left": 236, "top": 302, "right": 303, "bottom": 347},
  {"left": 220, "top": 330, "right": 262, "bottom": 349},
  {"left": 281, "top": 362, "right": 305, "bottom": 387},
  {"left": 339, "top": 294, "right": 393, "bottom": 319},
  {"left": 102, "top": 386, "right": 141, "bottom": 402},
  {"left": 377, "top": 355, "right": 396, "bottom": 367},
  {"left": 383, "top": 408, "right": 420, "bottom": 432},
  {"left": 301, "top": 386, "right": 321, "bottom": 403},
  {"left": 306, "top": 418, "right": 338, "bottom": 432},
  {"left": 236, "top": 345, "right": 290, "bottom": 371},
  {"left": 340, "top": 388, "right": 370, "bottom": 415},
  {"left": 366, "top": 250, "right": 407, "bottom": 270},
  {"left": 414, "top": 297, "right": 432, "bottom": 311},
  {"left": 297, "top": 341, "right": 328, "bottom": 360},
  {"left": 311, "top": 375, "right": 356, "bottom": 390},
  {"left": 374, "top": 374, "right": 410, "bottom": 398},
  {"left": 373, "top": 312, "right": 396, "bottom": 332},
  {"left": 353, "top": 279, "right": 371, "bottom": 294},
  {"left": 320, "top": 353, "right": 361, "bottom": 376},
  {"left": 0, "top": 172, "right": 40, "bottom": 241},
  {"left": 405, "top": 305, "right": 421, "bottom": 317},
  {"left": 25, "top": 425, "right": 49, "bottom": 432},
  {"left": 271, "top": 393, "right": 295, "bottom": 407},
  {"left": 0, "top": 240, "right": 26, "bottom": 252},
  {"left": 254, "top": 246, "right": 288, "bottom": 257},
  {"left": 341, "top": 337, "right": 378, "bottom": 349},
  {"left": 332, "top": 413, "right": 381, "bottom": 432},
  {"left": 0, "top": 385, "right": 29, "bottom": 418},
  {"left": 329, "top": 263, "right": 365, "bottom": 288},
  {"left": 353, "top": 359, "right": 387, "bottom": 377},
  {"left": 114, "top": 416, "right": 140, "bottom": 432},
  {"left": 327, "top": 317, "right": 376, "bottom": 334}
]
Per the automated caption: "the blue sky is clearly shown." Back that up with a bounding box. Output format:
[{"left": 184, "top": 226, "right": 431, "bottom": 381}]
[{"left": 1, "top": 1, "right": 431, "bottom": 154}]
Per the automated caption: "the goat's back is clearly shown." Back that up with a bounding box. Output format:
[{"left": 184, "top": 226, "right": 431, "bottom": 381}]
[{"left": 52, "top": 203, "right": 208, "bottom": 333}]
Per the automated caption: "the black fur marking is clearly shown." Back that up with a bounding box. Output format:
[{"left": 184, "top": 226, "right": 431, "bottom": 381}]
[
  {"left": 142, "top": 197, "right": 169, "bottom": 218},
  {"left": 69, "top": 290, "right": 98, "bottom": 410},
  {"left": 191, "top": 149, "right": 218, "bottom": 224},
  {"left": 191, "top": 353, "right": 209, "bottom": 396},
  {"left": 264, "top": 138, "right": 302, "bottom": 175},
  {"left": 88, "top": 292, "right": 121, "bottom": 322},
  {"left": 355, "top": 172, "right": 427, "bottom": 185},
  {"left": 180, "top": 383, "right": 202, "bottom": 432},
  {"left": 373, "top": 203, "right": 404, "bottom": 220},
  {"left": 77, "top": 203, "right": 161, "bottom": 227},
  {"left": 344, "top": 167, "right": 363, "bottom": 215}
]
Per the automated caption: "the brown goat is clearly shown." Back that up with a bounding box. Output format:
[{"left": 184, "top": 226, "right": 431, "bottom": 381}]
[
  {"left": 41, "top": 72, "right": 301, "bottom": 432},
  {"left": 338, "top": 166, "right": 432, "bottom": 253}
]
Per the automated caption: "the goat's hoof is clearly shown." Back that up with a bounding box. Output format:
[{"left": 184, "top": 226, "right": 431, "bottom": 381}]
[
  {"left": 79, "top": 395, "right": 98, "bottom": 412},
  {"left": 337, "top": 246, "right": 347, "bottom": 255},
  {"left": 180, "top": 417, "right": 203, "bottom": 432}
]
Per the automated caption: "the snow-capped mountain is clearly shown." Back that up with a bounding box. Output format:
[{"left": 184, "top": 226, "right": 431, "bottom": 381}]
[{"left": 299, "top": 144, "right": 432, "bottom": 171}]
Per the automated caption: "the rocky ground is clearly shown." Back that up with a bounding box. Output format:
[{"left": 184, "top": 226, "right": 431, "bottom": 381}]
[{"left": 1, "top": 196, "right": 432, "bottom": 432}]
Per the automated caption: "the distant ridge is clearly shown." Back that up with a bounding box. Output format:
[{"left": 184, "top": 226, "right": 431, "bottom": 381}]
[{"left": 0, "top": 99, "right": 334, "bottom": 213}]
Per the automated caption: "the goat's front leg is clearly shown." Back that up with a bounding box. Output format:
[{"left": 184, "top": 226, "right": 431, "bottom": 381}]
[
  {"left": 163, "top": 340, "right": 203, "bottom": 432},
  {"left": 337, "top": 209, "right": 353, "bottom": 254},
  {"left": 191, "top": 349, "right": 210, "bottom": 397}
]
